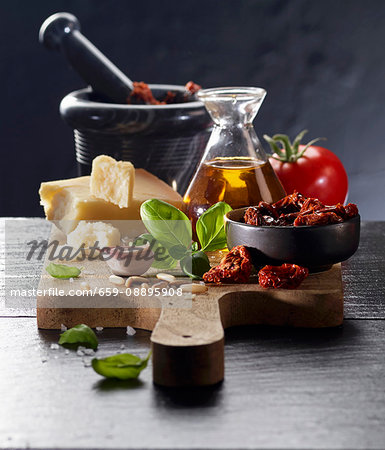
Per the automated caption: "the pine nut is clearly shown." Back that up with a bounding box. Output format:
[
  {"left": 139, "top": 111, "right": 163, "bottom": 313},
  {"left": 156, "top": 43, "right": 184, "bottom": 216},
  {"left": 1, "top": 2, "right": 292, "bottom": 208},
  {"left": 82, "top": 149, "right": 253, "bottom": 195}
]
[
  {"left": 156, "top": 273, "right": 176, "bottom": 282},
  {"left": 152, "top": 281, "right": 168, "bottom": 289},
  {"left": 180, "top": 283, "right": 208, "bottom": 294},
  {"left": 125, "top": 276, "right": 148, "bottom": 287},
  {"left": 109, "top": 274, "right": 124, "bottom": 285}
]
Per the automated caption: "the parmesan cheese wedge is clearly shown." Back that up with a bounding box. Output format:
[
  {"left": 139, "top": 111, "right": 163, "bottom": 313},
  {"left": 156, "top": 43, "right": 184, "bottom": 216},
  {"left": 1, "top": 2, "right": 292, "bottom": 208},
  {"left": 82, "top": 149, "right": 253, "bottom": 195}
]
[{"left": 39, "top": 169, "right": 184, "bottom": 234}]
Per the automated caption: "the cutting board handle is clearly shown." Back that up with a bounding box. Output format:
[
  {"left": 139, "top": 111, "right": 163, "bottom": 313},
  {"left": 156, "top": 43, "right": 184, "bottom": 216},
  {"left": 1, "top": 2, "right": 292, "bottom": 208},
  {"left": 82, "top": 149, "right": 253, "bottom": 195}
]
[{"left": 151, "top": 297, "right": 225, "bottom": 386}]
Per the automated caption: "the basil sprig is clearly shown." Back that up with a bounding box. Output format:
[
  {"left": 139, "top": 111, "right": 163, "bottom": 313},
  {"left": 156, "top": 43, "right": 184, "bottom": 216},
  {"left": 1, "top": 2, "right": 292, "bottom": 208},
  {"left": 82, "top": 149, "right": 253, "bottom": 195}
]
[
  {"left": 92, "top": 352, "right": 151, "bottom": 380},
  {"left": 46, "top": 263, "right": 81, "bottom": 279},
  {"left": 139, "top": 199, "right": 232, "bottom": 279},
  {"left": 58, "top": 324, "right": 98, "bottom": 350}
]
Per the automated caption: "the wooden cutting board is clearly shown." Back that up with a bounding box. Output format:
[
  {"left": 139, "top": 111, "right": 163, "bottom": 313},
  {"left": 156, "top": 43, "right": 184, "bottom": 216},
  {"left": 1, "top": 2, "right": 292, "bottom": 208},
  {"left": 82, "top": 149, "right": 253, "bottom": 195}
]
[{"left": 37, "top": 247, "right": 343, "bottom": 386}]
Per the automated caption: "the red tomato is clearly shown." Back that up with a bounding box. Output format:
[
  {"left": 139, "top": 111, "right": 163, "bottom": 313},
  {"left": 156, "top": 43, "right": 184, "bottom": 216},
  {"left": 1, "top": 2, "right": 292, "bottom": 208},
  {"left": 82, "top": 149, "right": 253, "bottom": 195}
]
[{"left": 265, "top": 131, "right": 348, "bottom": 205}]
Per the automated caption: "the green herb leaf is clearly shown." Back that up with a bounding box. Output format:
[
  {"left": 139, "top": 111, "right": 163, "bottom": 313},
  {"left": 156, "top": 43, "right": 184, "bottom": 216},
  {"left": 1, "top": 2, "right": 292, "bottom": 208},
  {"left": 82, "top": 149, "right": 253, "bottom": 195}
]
[
  {"left": 180, "top": 251, "right": 211, "bottom": 280},
  {"left": 140, "top": 199, "right": 192, "bottom": 251},
  {"left": 92, "top": 352, "right": 151, "bottom": 380},
  {"left": 168, "top": 244, "right": 189, "bottom": 260},
  {"left": 46, "top": 263, "right": 81, "bottom": 279},
  {"left": 134, "top": 233, "right": 177, "bottom": 270},
  {"left": 58, "top": 324, "right": 98, "bottom": 349},
  {"left": 196, "top": 202, "right": 232, "bottom": 252}
]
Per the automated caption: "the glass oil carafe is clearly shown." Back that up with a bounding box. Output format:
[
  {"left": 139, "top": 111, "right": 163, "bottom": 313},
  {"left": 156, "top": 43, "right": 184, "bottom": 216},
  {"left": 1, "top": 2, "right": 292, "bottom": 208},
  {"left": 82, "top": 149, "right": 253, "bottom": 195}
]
[{"left": 183, "top": 87, "right": 286, "bottom": 227}]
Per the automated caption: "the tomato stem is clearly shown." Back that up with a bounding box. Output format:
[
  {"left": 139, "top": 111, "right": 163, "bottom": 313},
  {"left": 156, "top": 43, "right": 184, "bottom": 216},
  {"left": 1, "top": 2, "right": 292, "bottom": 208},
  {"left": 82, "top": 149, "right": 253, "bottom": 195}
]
[{"left": 263, "top": 129, "right": 326, "bottom": 163}]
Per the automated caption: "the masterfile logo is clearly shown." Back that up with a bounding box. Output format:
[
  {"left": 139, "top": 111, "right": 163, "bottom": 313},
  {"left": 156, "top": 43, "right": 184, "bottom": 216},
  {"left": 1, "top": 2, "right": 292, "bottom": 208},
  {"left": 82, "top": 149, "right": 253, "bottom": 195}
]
[{"left": 3, "top": 219, "right": 193, "bottom": 311}]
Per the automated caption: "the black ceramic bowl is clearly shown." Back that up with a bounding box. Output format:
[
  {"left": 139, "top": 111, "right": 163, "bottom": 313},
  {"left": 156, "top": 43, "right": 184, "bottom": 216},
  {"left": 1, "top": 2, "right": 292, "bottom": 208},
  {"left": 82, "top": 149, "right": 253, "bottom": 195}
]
[
  {"left": 60, "top": 84, "right": 212, "bottom": 194},
  {"left": 225, "top": 208, "right": 360, "bottom": 272}
]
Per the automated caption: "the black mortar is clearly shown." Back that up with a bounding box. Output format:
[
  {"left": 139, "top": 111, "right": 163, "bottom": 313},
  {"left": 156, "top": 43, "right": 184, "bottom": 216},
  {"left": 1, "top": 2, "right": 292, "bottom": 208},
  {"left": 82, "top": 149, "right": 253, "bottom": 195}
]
[{"left": 60, "top": 85, "right": 211, "bottom": 194}]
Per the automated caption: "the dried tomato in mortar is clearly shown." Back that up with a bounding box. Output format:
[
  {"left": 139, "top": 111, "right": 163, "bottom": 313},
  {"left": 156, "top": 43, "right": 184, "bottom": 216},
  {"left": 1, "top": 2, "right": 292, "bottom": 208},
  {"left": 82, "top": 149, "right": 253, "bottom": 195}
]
[
  {"left": 129, "top": 81, "right": 162, "bottom": 105},
  {"left": 127, "top": 80, "right": 201, "bottom": 105},
  {"left": 185, "top": 81, "right": 202, "bottom": 95},
  {"left": 258, "top": 264, "right": 309, "bottom": 289},
  {"left": 203, "top": 245, "right": 252, "bottom": 284}
]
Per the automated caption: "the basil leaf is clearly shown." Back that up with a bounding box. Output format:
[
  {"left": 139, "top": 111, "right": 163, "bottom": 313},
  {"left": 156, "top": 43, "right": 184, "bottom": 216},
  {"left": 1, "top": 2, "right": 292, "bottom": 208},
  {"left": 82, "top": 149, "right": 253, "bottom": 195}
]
[
  {"left": 92, "top": 352, "right": 151, "bottom": 380},
  {"left": 134, "top": 233, "right": 177, "bottom": 270},
  {"left": 140, "top": 199, "right": 192, "bottom": 251},
  {"left": 58, "top": 324, "right": 98, "bottom": 350},
  {"left": 168, "top": 244, "right": 189, "bottom": 260},
  {"left": 196, "top": 202, "right": 232, "bottom": 252},
  {"left": 180, "top": 251, "right": 211, "bottom": 280},
  {"left": 46, "top": 263, "right": 81, "bottom": 279}
]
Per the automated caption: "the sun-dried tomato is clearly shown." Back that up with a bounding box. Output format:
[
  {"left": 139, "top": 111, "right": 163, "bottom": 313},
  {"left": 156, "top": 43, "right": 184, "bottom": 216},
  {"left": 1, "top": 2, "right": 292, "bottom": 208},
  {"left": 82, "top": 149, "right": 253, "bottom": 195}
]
[
  {"left": 128, "top": 81, "right": 164, "bottom": 105},
  {"left": 243, "top": 192, "right": 358, "bottom": 228},
  {"left": 203, "top": 245, "right": 252, "bottom": 284},
  {"left": 185, "top": 81, "right": 202, "bottom": 95},
  {"left": 258, "top": 201, "right": 280, "bottom": 218},
  {"left": 293, "top": 211, "right": 344, "bottom": 226},
  {"left": 345, "top": 203, "right": 359, "bottom": 218},
  {"left": 258, "top": 264, "right": 309, "bottom": 289},
  {"left": 273, "top": 191, "right": 306, "bottom": 214},
  {"left": 244, "top": 202, "right": 280, "bottom": 226},
  {"left": 128, "top": 81, "right": 201, "bottom": 105},
  {"left": 299, "top": 197, "right": 325, "bottom": 214},
  {"left": 278, "top": 212, "right": 300, "bottom": 226},
  {"left": 163, "top": 90, "right": 177, "bottom": 103}
]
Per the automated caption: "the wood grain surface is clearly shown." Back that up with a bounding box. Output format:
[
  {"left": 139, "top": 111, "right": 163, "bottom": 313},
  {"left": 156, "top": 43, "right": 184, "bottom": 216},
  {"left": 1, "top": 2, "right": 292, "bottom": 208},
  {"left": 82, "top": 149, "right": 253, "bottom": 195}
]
[{"left": 1, "top": 219, "right": 385, "bottom": 449}]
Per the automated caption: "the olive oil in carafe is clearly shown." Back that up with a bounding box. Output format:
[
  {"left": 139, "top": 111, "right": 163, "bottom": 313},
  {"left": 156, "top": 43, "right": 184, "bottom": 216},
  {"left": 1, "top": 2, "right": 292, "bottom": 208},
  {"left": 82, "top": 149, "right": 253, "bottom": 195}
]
[{"left": 184, "top": 157, "right": 286, "bottom": 225}]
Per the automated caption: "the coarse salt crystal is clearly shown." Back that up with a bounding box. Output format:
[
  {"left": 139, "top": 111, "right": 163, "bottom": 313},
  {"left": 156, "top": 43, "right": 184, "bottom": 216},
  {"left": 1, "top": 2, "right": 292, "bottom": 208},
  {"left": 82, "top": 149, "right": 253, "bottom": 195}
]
[
  {"left": 95, "top": 326, "right": 103, "bottom": 332},
  {"left": 77, "top": 346, "right": 86, "bottom": 356},
  {"left": 41, "top": 356, "right": 49, "bottom": 363},
  {"left": 64, "top": 349, "right": 70, "bottom": 355},
  {"left": 83, "top": 348, "right": 95, "bottom": 356},
  {"left": 69, "top": 278, "right": 74, "bottom": 283},
  {"left": 82, "top": 357, "right": 92, "bottom": 367},
  {"left": 126, "top": 326, "right": 136, "bottom": 336},
  {"left": 120, "top": 344, "right": 126, "bottom": 349},
  {"left": 60, "top": 324, "right": 67, "bottom": 331},
  {"left": 80, "top": 281, "right": 91, "bottom": 290},
  {"left": 50, "top": 343, "right": 59, "bottom": 350}
]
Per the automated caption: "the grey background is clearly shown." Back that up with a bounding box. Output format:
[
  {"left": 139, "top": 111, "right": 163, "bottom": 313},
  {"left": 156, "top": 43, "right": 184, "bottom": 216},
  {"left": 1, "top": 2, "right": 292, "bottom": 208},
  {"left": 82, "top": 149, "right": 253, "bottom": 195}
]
[{"left": 1, "top": 0, "right": 384, "bottom": 219}]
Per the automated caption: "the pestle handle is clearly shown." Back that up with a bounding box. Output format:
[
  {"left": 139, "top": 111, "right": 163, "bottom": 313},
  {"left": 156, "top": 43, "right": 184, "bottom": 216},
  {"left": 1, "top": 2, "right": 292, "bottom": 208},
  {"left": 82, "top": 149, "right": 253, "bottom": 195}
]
[{"left": 39, "top": 12, "right": 134, "bottom": 103}]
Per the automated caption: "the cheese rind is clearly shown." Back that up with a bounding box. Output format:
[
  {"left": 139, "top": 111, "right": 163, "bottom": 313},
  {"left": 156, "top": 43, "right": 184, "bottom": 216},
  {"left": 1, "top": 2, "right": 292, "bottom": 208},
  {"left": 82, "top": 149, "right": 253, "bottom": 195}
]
[
  {"left": 90, "top": 155, "right": 135, "bottom": 208},
  {"left": 39, "top": 169, "right": 184, "bottom": 235}
]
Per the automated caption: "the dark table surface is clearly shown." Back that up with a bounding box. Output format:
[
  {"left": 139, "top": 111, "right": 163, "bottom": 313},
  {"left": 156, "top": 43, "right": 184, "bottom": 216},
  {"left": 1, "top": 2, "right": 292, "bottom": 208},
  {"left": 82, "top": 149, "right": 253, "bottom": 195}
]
[{"left": 0, "top": 219, "right": 384, "bottom": 449}]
